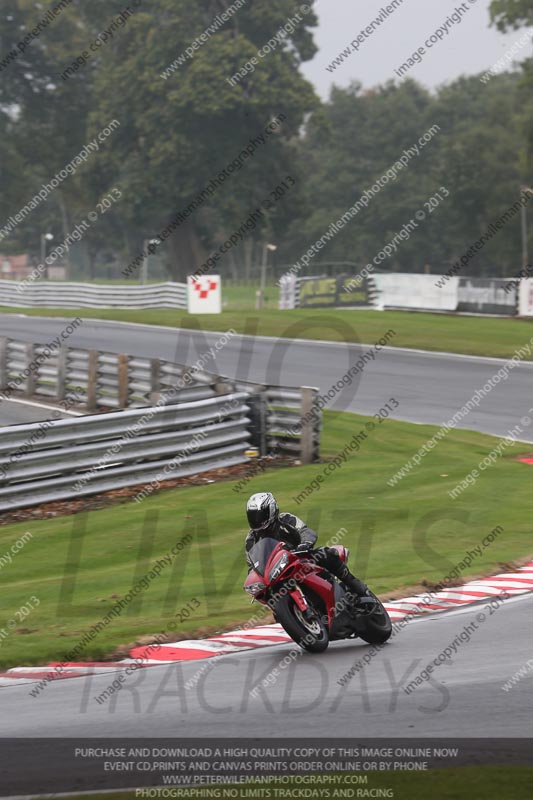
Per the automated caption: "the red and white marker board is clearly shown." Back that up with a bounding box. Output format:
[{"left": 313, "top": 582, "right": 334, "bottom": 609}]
[{"left": 187, "top": 275, "right": 221, "bottom": 314}]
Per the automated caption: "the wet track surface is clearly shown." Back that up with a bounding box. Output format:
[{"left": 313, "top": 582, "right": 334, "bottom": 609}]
[
  {"left": 1, "top": 594, "right": 531, "bottom": 738},
  {"left": 2, "top": 314, "right": 533, "bottom": 441}
]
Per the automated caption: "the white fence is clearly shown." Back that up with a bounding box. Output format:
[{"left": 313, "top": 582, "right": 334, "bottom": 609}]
[{"left": 0, "top": 280, "right": 188, "bottom": 309}]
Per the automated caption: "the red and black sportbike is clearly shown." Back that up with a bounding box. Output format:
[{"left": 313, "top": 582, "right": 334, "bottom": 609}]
[{"left": 244, "top": 538, "right": 392, "bottom": 653}]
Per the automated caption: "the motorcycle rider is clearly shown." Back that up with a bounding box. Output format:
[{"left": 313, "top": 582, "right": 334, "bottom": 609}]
[{"left": 245, "top": 492, "right": 371, "bottom": 602}]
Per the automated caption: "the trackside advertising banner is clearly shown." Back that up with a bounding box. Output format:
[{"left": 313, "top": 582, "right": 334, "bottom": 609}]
[
  {"left": 281, "top": 273, "right": 521, "bottom": 315},
  {"left": 373, "top": 273, "right": 458, "bottom": 312},
  {"left": 457, "top": 278, "right": 518, "bottom": 315},
  {"left": 298, "top": 274, "right": 372, "bottom": 308}
]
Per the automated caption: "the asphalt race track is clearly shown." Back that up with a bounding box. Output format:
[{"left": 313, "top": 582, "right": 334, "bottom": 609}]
[
  {"left": 0, "top": 397, "right": 78, "bottom": 426},
  {"left": 0, "top": 594, "right": 531, "bottom": 738},
  {"left": 2, "top": 313, "right": 533, "bottom": 441},
  {"left": 1, "top": 314, "right": 531, "bottom": 751}
]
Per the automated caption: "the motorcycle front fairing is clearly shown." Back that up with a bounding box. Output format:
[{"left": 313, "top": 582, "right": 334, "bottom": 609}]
[
  {"left": 247, "top": 537, "right": 283, "bottom": 576},
  {"left": 244, "top": 539, "right": 314, "bottom": 614},
  {"left": 244, "top": 537, "right": 286, "bottom": 602}
]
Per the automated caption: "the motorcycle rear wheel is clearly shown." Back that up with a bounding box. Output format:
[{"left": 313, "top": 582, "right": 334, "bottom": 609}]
[
  {"left": 356, "top": 591, "right": 392, "bottom": 645},
  {"left": 274, "top": 594, "right": 329, "bottom": 653}
]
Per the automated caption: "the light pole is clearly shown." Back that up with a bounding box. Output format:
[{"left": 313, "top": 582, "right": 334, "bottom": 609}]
[
  {"left": 256, "top": 242, "right": 277, "bottom": 310},
  {"left": 140, "top": 238, "right": 160, "bottom": 285},
  {"left": 521, "top": 186, "right": 533, "bottom": 272},
  {"left": 40, "top": 232, "right": 54, "bottom": 279},
  {"left": 521, "top": 200, "right": 527, "bottom": 270}
]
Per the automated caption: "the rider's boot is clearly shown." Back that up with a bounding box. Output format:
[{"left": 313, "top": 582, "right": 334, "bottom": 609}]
[
  {"left": 338, "top": 564, "right": 367, "bottom": 595},
  {"left": 338, "top": 565, "right": 375, "bottom": 608}
]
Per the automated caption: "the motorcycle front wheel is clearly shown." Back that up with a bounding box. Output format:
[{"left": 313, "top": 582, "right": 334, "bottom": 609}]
[{"left": 274, "top": 593, "right": 329, "bottom": 653}]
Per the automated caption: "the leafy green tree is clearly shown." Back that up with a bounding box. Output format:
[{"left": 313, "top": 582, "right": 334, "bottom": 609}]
[
  {"left": 0, "top": 0, "right": 94, "bottom": 268},
  {"left": 2, "top": 0, "right": 531, "bottom": 282},
  {"left": 279, "top": 72, "right": 526, "bottom": 277},
  {"left": 86, "top": 0, "right": 319, "bottom": 280},
  {"left": 490, "top": 0, "right": 533, "bottom": 29}
]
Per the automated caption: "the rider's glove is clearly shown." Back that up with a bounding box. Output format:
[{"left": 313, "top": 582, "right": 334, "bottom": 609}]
[{"left": 295, "top": 542, "right": 313, "bottom": 553}]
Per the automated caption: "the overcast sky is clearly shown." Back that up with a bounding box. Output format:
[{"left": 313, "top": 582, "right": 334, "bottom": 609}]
[{"left": 301, "top": 0, "right": 532, "bottom": 98}]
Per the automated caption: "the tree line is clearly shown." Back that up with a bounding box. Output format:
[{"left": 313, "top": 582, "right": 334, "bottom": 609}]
[{"left": 0, "top": 0, "right": 531, "bottom": 281}]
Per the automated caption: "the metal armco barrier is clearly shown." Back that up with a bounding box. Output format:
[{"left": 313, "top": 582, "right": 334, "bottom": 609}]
[
  {"left": 0, "top": 388, "right": 321, "bottom": 511},
  {"left": 0, "top": 280, "right": 187, "bottom": 309},
  {"left": 0, "top": 338, "right": 233, "bottom": 410},
  {"left": 0, "top": 394, "right": 251, "bottom": 511},
  {"left": 0, "top": 337, "right": 321, "bottom": 465},
  {"left": 265, "top": 386, "right": 321, "bottom": 462},
  {"left": 0, "top": 339, "right": 322, "bottom": 508}
]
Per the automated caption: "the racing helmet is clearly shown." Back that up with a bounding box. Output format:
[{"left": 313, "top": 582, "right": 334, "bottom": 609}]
[{"left": 246, "top": 492, "right": 279, "bottom": 531}]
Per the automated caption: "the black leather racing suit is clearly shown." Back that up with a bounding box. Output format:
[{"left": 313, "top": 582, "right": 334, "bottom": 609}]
[{"left": 245, "top": 512, "right": 367, "bottom": 595}]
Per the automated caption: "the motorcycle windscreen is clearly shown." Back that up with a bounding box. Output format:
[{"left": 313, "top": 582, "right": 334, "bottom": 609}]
[{"left": 247, "top": 537, "right": 280, "bottom": 577}]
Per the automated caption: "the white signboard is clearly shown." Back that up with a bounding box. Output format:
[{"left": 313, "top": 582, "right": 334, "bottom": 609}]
[
  {"left": 373, "top": 273, "right": 459, "bottom": 312},
  {"left": 519, "top": 278, "right": 533, "bottom": 316},
  {"left": 187, "top": 275, "right": 221, "bottom": 314},
  {"left": 278, "top": 274, "right": 298, "bottom": 309}
]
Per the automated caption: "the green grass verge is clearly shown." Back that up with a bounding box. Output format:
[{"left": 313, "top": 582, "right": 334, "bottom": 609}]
[
  {"left": 2, "top": 301, "right": 533, "bottom": 359},
  {"left": 50, "top": 767, "right": 533, "bottom": 800},
  {"left": 0, "top": 409, "right": 531, "bottom": 669}
]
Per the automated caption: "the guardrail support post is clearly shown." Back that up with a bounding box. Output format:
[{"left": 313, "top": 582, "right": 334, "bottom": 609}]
[
  {"left": 87, "top": 350, "right": 98, "bottom": 411},
  {"left": 0, "top": 338, "right": 8, "bottom": 392},
  {"left": 26, "top": 343, "right": 36, "bottom": 397},
  {"left": 300, "top": 386, "right": 319, "bottom": 464},
  {"left": 150, "top": 358, "right": 161, "bottom": 404},
  {"left": 56, "top": 345, "right": 67, "bottom": 400},
  {"left": 247, "top": 392, "right": 268, "bottom": 456},
  {"left": 118, "top": 354, "right": 129, "bottom": 409}
]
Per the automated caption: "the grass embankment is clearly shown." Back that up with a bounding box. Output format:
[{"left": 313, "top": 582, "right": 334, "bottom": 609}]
[
  {"left": 2, "top": 282, "right": 533, "bottom": 359},
  {"left": 0, "top": 409, "right": 531, "bottom": 669}
]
